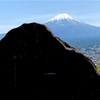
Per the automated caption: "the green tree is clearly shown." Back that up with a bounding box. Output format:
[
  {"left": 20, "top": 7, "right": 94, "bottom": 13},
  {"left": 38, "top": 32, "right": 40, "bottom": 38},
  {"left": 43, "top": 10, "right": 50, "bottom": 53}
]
[{"left": 96, "top": 62, "right": 100, "bottom": 73}]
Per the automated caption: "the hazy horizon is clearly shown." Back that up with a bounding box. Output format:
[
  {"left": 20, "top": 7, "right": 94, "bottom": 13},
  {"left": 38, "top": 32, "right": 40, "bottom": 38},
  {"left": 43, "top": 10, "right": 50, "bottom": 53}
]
[{"left": 0, "top": 0, "right": 100, "bottom": 34}]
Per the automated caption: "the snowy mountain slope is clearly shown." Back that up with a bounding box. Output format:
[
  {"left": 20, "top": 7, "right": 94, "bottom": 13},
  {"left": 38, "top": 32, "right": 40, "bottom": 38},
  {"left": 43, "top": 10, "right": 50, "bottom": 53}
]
[{"left": 46, "top": 13, "right": 82, "bottom": 24}]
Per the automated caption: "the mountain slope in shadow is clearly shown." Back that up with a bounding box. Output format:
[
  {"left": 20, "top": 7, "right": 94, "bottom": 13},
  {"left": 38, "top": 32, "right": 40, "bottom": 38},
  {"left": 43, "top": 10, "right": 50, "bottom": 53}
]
[{"left": 0, "top": 23, "right": 100, "bottom": 99}]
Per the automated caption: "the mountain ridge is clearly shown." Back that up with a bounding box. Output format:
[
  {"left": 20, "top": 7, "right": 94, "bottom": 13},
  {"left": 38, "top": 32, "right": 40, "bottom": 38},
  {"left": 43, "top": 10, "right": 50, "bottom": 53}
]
[
  {"left": 45, "top": 13, "right": 100, "bottom": 47},
  {"left": 46, "top": 13, "right": 99, "bottom": 27},
  {"left": 0, "top": 13, "right": 100, "bottom": 41}
]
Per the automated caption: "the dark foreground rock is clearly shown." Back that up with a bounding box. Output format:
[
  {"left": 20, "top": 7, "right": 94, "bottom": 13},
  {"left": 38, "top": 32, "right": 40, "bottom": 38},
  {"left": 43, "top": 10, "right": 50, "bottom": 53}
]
[{"left": 0, "top": 23, "right": 100, "bottom": 99}]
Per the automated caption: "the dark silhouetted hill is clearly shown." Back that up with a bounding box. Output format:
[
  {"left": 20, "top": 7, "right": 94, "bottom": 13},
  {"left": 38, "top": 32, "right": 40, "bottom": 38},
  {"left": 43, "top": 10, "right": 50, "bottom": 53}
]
[{"left": 0, "top": 23, "right": 100, "bottom": 99}]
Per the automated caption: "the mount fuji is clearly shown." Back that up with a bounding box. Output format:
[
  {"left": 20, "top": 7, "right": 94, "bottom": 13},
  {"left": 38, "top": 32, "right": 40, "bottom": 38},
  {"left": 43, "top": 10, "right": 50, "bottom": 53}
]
[{"left": 45, "top": 13, "right": 100, "bottom": 47}]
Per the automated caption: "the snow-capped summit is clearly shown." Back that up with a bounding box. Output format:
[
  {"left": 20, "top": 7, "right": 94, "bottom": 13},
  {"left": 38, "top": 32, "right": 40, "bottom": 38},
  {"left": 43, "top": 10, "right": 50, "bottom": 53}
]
[
  {"left": 48, "top": 13, "right": 74, "bottom": 21},
  {"left": 46, "top": 13, "right": 81, "bottom": 23}
]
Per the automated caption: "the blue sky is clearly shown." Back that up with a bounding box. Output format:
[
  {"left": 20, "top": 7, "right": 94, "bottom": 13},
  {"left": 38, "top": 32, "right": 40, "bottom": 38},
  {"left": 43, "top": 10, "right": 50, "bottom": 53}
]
[{"left": 0, "top": 0, "right": 100, "bottom": 34}]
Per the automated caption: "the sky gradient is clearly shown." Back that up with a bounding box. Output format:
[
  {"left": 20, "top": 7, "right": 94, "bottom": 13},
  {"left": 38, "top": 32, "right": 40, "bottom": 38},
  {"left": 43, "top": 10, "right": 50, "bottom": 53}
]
[{"left": 0, "top": 0, "right": 100, "bottom": 34}]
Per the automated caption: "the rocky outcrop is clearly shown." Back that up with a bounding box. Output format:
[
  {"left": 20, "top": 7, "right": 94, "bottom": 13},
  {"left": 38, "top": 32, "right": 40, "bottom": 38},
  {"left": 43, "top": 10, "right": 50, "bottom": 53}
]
[{"left": 0, "top": 23, "right": 100, "bottom": 99}]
